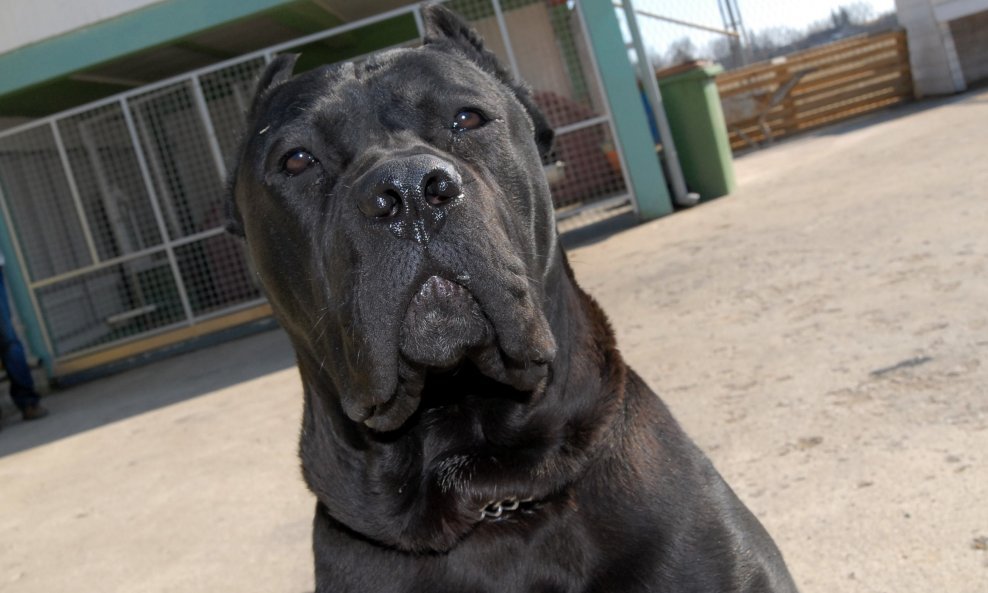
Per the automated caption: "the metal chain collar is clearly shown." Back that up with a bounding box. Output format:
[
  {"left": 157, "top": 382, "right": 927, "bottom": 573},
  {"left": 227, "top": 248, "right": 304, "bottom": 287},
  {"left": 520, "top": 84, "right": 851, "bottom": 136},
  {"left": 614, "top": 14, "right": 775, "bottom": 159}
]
[{"left": 479, "top": 497, "right": 538, "bottom": 520}]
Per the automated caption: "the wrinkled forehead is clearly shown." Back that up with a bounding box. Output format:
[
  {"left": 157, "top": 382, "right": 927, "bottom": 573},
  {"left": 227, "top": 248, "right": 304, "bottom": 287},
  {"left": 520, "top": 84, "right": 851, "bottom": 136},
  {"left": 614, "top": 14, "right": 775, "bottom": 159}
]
[{"left": 259, "top": 47, "right": 503, "bottom": 123}]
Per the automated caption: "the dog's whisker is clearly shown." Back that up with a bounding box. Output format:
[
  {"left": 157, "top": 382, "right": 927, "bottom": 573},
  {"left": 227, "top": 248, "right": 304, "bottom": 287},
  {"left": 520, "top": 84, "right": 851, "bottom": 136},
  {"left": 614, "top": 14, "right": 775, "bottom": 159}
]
[{"left": 309, "top": 308, "right": 335, "bottom": 343}]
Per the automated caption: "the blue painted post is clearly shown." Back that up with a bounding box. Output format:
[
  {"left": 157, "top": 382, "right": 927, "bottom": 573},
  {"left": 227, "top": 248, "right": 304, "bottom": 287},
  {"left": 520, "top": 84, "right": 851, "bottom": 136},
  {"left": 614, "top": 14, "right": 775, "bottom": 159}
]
[{"left": 578, "top": 0, "right": 673, "bottom": 220}]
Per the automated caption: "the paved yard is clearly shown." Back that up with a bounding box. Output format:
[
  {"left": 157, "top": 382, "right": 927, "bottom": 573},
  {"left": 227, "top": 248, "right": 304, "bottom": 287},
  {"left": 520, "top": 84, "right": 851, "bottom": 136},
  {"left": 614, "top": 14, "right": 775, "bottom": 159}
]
[{"left": 1, "top": 88, "right": 986, "bottom": 592}]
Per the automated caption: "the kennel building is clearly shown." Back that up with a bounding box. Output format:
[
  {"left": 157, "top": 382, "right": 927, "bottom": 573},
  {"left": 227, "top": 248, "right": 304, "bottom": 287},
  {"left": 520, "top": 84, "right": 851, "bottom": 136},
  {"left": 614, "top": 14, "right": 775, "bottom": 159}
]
[
  {"left": 0, "top": 0, "right": 671, "bottom": 379},
  {"left": 0, "top": 0, "right": 675, "bottom": 381}
]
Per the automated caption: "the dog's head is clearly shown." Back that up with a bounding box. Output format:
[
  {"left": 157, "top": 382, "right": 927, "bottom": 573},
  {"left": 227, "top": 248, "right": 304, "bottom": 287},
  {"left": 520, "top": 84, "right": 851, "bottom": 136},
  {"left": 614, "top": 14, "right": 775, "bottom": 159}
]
[{"left": 228, "top": 5, "right": 564, "bottom": 432}]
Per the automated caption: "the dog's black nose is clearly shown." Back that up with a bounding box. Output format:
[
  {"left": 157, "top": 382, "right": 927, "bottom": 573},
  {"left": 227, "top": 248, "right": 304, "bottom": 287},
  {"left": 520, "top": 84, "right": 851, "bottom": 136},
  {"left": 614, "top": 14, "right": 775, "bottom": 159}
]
[{"left": 357, "top": 155, "right": 462, "bottom": 245}]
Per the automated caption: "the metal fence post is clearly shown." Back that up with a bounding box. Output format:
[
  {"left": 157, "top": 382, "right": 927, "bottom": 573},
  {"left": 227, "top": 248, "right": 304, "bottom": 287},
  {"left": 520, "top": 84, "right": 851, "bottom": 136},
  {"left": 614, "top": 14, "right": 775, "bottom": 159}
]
[
  {"left": 118, "top": 98, "right": 197, "bottom": 326},
  {"left": 490, "top": 0, "right": 523, "bottom": 81},
  {"left": 619, "top": 0, "right": 693, "bottom": 208},
  {"left": 577, "top": 0, "right": 673, "bottom": 220},
  {"left": 50, "top": 122, "right": 102, "bottom": 264},
  {"left": 190, "top": 75, "right": 229, "bottom": 182}
]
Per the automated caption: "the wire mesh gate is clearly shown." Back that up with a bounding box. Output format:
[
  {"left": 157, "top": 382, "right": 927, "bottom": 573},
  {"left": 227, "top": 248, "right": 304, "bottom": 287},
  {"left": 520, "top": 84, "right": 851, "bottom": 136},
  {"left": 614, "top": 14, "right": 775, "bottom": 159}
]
[{"left": 0, "top": 0, "right": 632, "bottom": 367}]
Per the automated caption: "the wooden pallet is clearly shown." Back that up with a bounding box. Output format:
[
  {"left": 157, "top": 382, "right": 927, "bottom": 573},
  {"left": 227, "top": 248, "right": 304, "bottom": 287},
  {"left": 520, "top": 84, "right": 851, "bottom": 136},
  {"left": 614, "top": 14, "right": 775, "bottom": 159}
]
[{"left": 716, "top": 31, "right": 913, "bottom": 151}]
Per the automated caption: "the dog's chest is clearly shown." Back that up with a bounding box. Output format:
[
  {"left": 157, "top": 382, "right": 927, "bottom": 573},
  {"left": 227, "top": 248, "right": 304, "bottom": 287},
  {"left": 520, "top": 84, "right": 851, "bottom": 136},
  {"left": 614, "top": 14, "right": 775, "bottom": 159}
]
[{"left": 314, "top": 504, "right": 610, "bottom": 593}]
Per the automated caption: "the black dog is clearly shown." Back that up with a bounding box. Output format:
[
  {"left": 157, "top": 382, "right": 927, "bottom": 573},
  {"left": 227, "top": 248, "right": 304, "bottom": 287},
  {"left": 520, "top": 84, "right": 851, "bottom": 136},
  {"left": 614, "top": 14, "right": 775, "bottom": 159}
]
[{"left": 228, "top": 5, "right": 798, "bottom": 592}]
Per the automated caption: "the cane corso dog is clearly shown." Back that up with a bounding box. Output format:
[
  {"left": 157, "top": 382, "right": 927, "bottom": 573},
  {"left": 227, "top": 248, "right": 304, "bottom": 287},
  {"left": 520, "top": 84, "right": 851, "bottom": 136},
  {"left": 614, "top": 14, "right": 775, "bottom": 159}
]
[{"left": 227, "top": 5, "right": 798, "bottom": 592}]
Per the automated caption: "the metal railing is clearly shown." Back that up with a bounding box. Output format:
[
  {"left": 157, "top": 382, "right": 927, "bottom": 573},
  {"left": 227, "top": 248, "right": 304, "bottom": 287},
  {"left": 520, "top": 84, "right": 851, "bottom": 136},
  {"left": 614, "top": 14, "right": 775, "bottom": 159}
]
[{"left": 0, "top": 0, "right": 633, "bottom": 363}]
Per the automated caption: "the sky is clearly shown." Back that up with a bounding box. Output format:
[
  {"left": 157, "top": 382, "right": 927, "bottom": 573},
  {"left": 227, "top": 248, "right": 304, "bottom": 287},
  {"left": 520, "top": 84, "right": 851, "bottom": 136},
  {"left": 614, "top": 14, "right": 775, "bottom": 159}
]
[
  {"left": 729, "top": 0, "right": 895, "bottom": 32},
  {"left": 623, "top": 0, "right": 899, "bottom": 57}
]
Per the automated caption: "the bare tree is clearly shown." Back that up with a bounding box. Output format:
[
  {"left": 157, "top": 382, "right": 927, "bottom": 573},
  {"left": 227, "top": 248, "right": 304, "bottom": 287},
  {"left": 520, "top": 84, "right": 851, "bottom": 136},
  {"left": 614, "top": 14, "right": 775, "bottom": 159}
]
[
  {"left": 841, "top": 2, "right": 876, "bottom": 24},
  {"left": 665, "top": 1, "right": 896, "bottom": 72},
  {"left": 666, "top": 37, "right": 699, "bottom": 66}
]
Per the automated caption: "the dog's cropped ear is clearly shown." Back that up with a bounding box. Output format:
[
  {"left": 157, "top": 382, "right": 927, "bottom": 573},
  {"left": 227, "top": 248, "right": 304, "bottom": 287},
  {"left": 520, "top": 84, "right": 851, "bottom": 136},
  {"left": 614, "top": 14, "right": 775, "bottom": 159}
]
[
  {"left": 247, "top": 53, "right": 299, "bottom": 120},
  {"left": 422, "top": 4, "right": 504, "bottom": 78},
  {"left": 224, "top": 176, "right": 246, "bottom": 237},
  {"left": 422, "top": 4, "right": 554, "bottom": 157},
  {"left": 225, "top": 54, "right": 299, "bottom": 238}
]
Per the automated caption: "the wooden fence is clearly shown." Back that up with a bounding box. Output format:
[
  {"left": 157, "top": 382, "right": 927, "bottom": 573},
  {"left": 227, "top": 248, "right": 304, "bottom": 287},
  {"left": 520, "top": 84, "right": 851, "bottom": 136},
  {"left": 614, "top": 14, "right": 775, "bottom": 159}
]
[{"left": 716, "top": 30, "right": 913, "bottom": 151}]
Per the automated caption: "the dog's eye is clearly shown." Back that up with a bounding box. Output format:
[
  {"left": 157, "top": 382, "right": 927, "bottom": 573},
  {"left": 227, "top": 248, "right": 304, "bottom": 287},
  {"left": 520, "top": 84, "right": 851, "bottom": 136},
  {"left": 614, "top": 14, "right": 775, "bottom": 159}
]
[
  {"left": 452, "top": 109, "right": 487, "bottom": 131},
  {"left": 282, "top": 149, "right": 317, "bottom": 176}
]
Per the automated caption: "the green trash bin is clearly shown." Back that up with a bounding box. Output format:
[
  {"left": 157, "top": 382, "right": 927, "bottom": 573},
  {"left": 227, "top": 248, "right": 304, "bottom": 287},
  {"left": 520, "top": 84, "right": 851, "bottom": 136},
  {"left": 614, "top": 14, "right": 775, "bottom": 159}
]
[{"left": 656, "top": 61, "right": 736, "bottom": 202}]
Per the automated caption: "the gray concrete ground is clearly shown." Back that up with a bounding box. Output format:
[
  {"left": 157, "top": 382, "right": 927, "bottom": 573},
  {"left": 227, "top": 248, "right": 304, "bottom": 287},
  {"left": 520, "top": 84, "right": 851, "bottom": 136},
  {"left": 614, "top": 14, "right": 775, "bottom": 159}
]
[{"left": 2, "top": 88, "right": 986, "bottom": 593}]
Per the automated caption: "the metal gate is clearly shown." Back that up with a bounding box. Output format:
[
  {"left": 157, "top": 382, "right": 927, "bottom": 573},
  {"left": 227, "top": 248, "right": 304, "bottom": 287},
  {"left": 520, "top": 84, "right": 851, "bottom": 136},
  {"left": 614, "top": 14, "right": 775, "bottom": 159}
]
[{"left": 0, "top": 0, "right": 632, "bottom": 368}]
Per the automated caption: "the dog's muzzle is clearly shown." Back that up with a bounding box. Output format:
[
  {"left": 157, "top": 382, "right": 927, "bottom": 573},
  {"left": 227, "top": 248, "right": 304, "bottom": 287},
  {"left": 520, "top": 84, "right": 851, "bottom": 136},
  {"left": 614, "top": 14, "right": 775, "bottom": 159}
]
[{"left": 355, "top": 154, "right": 463, "bottom": 246}]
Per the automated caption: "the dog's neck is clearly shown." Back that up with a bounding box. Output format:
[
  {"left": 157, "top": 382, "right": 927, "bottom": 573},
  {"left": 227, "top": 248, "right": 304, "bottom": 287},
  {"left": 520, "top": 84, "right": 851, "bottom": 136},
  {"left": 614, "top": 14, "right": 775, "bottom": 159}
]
[{"left": 297, "top": 251, "right": 627, "bottom": 553}]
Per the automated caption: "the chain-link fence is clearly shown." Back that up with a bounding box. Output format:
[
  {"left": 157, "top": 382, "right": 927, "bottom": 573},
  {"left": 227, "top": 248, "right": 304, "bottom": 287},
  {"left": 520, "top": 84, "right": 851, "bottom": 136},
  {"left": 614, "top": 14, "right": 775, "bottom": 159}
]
[
  {"left": 0, "top": 0, "right": 632, "bottom": 364},
  {"left": 446, "top": 0, "right": 633, "bottom": 230},
  {"left": 618, "top": 0, "right": 911, "bottom": 159},
  {"left": 622, "top": 0, "right": 899, "bottom": 72}
]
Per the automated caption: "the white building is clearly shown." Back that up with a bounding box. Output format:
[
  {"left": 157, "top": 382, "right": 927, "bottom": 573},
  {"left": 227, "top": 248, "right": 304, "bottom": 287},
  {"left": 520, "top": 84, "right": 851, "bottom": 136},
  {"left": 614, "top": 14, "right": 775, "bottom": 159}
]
[{"left": 896, "top": 0, "right": 988, "bottom": 95}]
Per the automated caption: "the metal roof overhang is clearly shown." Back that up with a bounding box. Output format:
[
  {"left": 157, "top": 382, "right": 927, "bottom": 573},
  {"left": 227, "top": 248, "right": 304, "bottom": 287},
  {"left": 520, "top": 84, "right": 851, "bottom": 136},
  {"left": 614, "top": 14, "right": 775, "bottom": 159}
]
[{"left": 0, "top": 0, "right": 411, "bottom": 122}]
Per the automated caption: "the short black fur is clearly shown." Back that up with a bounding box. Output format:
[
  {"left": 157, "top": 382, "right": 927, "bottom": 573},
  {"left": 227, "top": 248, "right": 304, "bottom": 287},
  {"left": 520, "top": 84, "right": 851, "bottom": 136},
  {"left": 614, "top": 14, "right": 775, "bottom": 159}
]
[{"left": 227, "top": 5, "right": 799, "bottom": 592}]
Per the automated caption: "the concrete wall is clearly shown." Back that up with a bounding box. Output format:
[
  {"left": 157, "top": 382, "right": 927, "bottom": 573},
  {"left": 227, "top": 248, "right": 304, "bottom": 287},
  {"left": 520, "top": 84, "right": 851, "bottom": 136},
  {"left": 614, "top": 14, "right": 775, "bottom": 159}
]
[
  {"left": 932, "top": 0, "right": 988, "bottom": 18},
  {"left": 0, "top": 0, "right": 164, "bottom": 55},
  {"left": 897, "top": 0, "right": 988, "bottom": 95},
  {"left": 896, "top": 0, "right": 966, "bottom": 95}
]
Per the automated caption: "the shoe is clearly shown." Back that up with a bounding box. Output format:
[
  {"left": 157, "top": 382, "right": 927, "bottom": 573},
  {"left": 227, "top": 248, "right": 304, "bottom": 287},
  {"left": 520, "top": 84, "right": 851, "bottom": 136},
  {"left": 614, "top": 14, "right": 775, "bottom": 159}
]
[{"left": 21, "top": 404, "right": 49, "bottom": 421}]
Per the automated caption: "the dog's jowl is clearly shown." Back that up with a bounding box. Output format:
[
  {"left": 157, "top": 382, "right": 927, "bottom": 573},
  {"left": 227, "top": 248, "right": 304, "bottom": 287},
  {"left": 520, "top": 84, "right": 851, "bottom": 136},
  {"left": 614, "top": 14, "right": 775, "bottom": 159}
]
[{"left": 227, "top": 5, "right": 799, "bottom": 592}]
